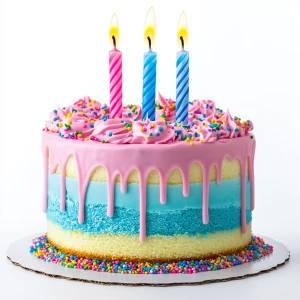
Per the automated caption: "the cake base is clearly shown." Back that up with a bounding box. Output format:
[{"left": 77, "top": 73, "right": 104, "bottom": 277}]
[{"left": 7, "top": 233, "right": 289, "bottom": 286}]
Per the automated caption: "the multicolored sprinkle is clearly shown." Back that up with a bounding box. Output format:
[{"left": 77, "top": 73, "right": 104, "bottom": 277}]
[{"left": 30, "top": 235, "right": 272, "bottom": 274}]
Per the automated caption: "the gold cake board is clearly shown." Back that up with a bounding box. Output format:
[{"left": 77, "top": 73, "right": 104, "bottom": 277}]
[{"left": 7, "top": 234, "right": 289, "bottom": 286}]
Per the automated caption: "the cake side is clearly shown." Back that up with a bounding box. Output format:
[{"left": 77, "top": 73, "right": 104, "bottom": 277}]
[{"left": 44, "top": 133, "right": 255, "bottom": 261}]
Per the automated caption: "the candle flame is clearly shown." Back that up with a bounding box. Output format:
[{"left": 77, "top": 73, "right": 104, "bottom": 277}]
[
  {"left": 144, "top": 7, "right": 156, "bottom": 49},
  {"left": 109, "top": 13, "right": 119, "bottom": 48},
  {"left": 177, "top": 11, "right": 188, "bottom": 49}
]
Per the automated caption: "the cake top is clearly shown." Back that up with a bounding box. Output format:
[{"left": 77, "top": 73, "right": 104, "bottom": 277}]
[{"left": 44, "top": 95, "right": 253, "bottom": 145}]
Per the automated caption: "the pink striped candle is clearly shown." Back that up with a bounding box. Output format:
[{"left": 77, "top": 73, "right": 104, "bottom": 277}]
[{"left": 109, "top": 13, "right": 122, "bottom": 119}]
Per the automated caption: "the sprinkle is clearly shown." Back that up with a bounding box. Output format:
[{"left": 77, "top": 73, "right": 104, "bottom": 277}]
[
  {"left": 53, "top": 109, "right": 57, "bottom": 113},
  {"left": 101, "top": 140, "right": 105, "bottom": 143},
  {"left": 30, "top": 235, "right": 273, "bottom": 275},
  {"left": 64, "top": 124, "right": 71, "bottom": 130},
  {"left": 159, "top": 126, "right": 164, "bottom": 132},
  {"left": 53, "top": 117, "right": 58, "bottom": 121},
  {"left": 156, "top": 132, "right": 160, "bottom": 136},
  {"left": 108, "top": 132, "right": 113, "bottom": 137},
  {"left": 89, "top": 124, "right": 94, "bottom": 128}
]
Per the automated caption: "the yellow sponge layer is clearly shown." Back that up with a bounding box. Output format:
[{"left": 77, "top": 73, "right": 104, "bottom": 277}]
[
  {"left": 54, "top": 155, "right": 247, "bottom": 184},
  {"left": 47, "top": 221, "right": 252, "bottom": 262}
]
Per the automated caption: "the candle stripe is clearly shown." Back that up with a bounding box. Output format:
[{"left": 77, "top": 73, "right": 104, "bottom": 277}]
[
  {"left": 142, "top": 51, "right": 157, "bottom": 121},
  {"left": 109, "top": 50, "right": 122, "bottom": 119},
  {"left": 176, "top": 51, "right": 189, "bottom": 125}
]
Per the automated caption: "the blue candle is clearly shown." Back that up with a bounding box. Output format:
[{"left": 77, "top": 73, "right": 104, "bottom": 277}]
[
  {"left": 142, "top": 7, "right": 157, "bottom": 121},
  {"left": 142, "top": 49, "right": 157, "bottom": 121},
  {"left": 176, "top": 50, "right": 189, "bottom": 124},
  {"left": 176, "top": 12, "right": 189, "bottom": 125}
]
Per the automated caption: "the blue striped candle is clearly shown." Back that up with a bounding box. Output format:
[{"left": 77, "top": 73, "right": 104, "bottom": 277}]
[
  {"left": 176, "top": 50, "right": 189, "bottom": 125},
  {"left": 142, "top": 50, "right": 157, "bottom": 121}
]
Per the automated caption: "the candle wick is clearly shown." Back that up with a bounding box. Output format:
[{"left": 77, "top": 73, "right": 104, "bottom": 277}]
[
  {"left": 112, "top": 35, "right": 116, "bottom": 48},
  {"left": 180, "top": 36, "right": 184, "bottom": 50},
  {"left": 147, "top": 36, "right": 152, "bottom": 51}
]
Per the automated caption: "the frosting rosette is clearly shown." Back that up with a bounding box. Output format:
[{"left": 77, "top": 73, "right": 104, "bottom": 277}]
[
  {"left": 188, "top": 99, "right": 216, "bottom": 122},
  {"left": 90, "top": 119, "right": 133, "bottom": 144},
  {"left": 122, "top": 104, "right": 142, "bottom": 121},
  {"left": 132, "top": 120, "right": 175, "bottom": 144},
  {"left": 155, "top": 93, "right": 176, "bottom": 122},
  {"left": 44, "top": 96, "right": 107, "bottom": 140},
  {"left": 69, "top": 96, "right": 109, "bottom": 120}
]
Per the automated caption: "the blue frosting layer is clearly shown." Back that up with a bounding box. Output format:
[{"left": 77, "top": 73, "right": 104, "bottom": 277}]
[
  {"left": 48, "top": 173, "right": 251, "bottom": 211},
  {"left": 47, "top": 174, "right": 252, "bottom": 236}
]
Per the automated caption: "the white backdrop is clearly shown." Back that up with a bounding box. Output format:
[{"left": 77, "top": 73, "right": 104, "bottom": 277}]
[{"left": 0, "top": 0, "right": 300, "bottom": 299}]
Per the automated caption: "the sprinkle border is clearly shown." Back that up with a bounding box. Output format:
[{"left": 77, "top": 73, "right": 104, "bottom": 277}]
[{"left": 29, "top": 235, "right": 273, "bottom": 275}]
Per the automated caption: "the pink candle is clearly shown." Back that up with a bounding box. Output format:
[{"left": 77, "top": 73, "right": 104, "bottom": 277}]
[{"left": 109, "top": 14, "right": 122, "bottom": 119}]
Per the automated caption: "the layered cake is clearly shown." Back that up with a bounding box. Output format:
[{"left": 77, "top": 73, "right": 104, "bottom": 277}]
[{"left": 41, "top": 95, "right": 257, "bottom": 263}]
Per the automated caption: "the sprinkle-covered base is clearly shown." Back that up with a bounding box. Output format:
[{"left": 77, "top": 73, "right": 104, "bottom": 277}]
[{"left": 30, "top": 235, "right": 273, "bottom": 274}]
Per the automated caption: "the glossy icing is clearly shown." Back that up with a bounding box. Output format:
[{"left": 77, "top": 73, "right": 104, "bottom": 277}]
[{"left": 42, "top": 132, "right": 255, "bottom": 242}]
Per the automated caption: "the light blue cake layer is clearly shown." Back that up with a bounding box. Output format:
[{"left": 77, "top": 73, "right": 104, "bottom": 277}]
[
  {"left": 48, "top": 173, "right": 251, "bottom": 211},
  {"left": 47, "top": 173, "right": 251, "bottom": 236}
]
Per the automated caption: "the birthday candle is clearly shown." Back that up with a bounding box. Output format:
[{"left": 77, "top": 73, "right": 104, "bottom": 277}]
[
  {"left": 109, "top": 13, "right": 123, "bottom": 119},
  {"left": 142, "top": 7, "right": 157, "bottom": 121},
  {"left": 176, "top": 12, "right": 189, "bottom": 125}
]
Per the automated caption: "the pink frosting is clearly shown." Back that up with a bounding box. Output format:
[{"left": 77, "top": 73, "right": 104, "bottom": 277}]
[
  {"left": 122, "top": 104, "right": 142, "bottom": 121},
  {"left": 188, "top": 99, "right": 216, "bottom": 122},
  {"left": 45, "top": 95, "right": 253, "bottom": 144},
  {"left": 155, "top": 93, "right": 176, "bottom": 122},
  {"left": 90, "top": 119, "right": 175, "bottom": 144},
  {"left": 90, "top": 119, "right": 133, "bottom": 144},
  {"left": 132, "top": 120, "right": 174, "bottom": 144}
]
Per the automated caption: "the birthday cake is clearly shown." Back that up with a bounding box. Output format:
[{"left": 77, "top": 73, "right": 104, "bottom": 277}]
[{"left": 41, "top": 94, "right": 258, "bottom": 264}]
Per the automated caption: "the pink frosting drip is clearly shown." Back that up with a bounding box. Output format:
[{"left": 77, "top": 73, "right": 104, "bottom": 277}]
[{"left": 42, "top": 133, "right": 255, "bottom": 242}]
